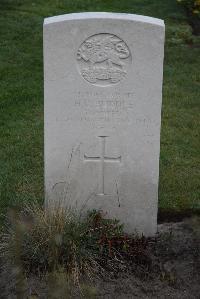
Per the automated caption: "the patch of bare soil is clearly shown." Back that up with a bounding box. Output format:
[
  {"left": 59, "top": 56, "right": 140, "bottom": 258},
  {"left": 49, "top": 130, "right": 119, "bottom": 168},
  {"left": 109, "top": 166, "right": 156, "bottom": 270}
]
[
  {"left": 0, "top": 217, "right": 199, "bottom": 298},
  {"left": 96, "top": 218, "right": 200, "bottom": 299}
]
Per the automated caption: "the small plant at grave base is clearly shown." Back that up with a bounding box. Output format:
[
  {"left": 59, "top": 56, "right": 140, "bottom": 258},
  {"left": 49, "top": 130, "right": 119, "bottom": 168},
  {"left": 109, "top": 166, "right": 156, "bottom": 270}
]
[
  {"left": 85, "top": 210, "right": 152, "bottom": 273},
  {"left": 0, "top": 204, "right": 101, "bottom": 278},
  {"left": 177, "top": 0, "right": 200, "bottom": 35},
  {"left": 0, "top": 203, "right": 153, "bottom": 296}
]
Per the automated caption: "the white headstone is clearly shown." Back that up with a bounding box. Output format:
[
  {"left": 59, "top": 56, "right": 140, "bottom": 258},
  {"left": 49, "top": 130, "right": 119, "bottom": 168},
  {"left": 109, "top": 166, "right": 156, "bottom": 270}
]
[{"left": 44, "top": 12, "right": 165, "bottom": 236}]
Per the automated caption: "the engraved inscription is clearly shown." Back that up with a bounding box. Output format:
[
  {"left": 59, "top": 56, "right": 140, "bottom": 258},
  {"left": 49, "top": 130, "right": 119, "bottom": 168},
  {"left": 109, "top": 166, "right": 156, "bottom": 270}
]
[
  {"left": 77, "top": 33, "right": 131, "bottom": 86},
  {"left": 84, "top": 136, "right": 121, "bottom": 195},
  {"left": 72, "top": 91, "right": 135, "bottom": 127}
]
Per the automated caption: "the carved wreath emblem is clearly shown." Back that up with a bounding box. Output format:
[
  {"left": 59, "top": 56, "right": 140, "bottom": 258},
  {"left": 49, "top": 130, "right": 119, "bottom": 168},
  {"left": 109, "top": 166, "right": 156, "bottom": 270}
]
[{"left": 77, "top": 33, "right": 131, "bottom": 86}]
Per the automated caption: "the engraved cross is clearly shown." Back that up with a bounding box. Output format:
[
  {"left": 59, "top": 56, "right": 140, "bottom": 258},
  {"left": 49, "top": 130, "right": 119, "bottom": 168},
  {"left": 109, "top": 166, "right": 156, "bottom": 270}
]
[{"left": 84, "top": 136, "right": 121, "bottom": 196}]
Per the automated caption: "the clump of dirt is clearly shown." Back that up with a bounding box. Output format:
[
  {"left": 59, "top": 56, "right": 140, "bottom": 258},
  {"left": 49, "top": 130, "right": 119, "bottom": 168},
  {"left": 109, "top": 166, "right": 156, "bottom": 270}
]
[{"left": 0, "top": 217, "right": 199, "bottom": 298}]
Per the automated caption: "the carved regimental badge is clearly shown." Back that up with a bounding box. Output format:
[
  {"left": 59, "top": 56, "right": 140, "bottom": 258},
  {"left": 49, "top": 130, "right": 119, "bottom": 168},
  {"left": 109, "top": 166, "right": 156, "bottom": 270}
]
[{"left": 77, "top": 33, "right": 131, "bottom": 86}]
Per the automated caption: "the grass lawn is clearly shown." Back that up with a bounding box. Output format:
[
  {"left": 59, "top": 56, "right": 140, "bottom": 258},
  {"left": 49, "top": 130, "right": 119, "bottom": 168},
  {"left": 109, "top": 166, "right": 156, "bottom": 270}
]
[{"left": 0, "top": 0, "right": 199, "bottom": 220}]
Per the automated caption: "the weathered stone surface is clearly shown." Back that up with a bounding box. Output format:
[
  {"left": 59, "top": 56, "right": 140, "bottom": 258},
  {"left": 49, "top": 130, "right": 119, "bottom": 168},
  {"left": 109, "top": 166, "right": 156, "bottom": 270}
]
[{"left": 44, "top": 12, "right": 165, "bottom": 235}]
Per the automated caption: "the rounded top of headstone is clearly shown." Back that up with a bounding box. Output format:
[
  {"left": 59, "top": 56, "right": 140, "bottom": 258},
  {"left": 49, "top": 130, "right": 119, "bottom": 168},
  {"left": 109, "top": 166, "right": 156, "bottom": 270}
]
[{"left": 44, "top": 12, "right": 164, "bottom": 27}]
